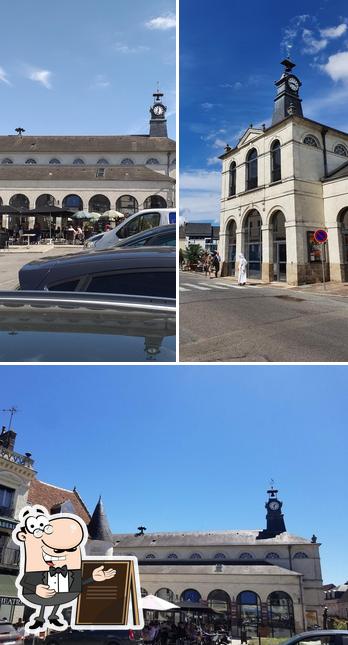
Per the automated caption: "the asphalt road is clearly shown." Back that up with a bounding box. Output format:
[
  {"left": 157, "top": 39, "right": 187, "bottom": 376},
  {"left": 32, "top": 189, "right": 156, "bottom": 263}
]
[
  {"left": 180, "top": 271, "right": 348, "bottom": 362},
  {"left": 0, "top": 246, "right": 83, "bottom": 290}
]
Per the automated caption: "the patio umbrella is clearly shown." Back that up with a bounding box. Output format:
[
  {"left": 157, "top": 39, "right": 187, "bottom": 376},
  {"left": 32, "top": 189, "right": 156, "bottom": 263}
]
[
  {"left": 101, "top": 209, "right": 125, "bottom": 220},
  {"left": 23, "top": 205, "right": 73, "bottom": 241},
  {"left": 141, "top": 595, "right": 179, "bottom": 611},
  {"left": 0, "top": 205, "right": 21, "bottom": 215},
  {"left": 73, "top": 210, "right": 101, "bottom": 220}
]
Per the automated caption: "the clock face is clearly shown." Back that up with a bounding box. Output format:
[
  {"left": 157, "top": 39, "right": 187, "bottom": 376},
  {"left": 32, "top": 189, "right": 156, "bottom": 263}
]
[
  {"left": 269, "top": 501, "right": 280, "bottom": 511},
  {"left": 288, "top": 77, "right": 299, "bottom": 92},
  {"left": 153, "top": 105, "right": 164, "bottom": 116}
]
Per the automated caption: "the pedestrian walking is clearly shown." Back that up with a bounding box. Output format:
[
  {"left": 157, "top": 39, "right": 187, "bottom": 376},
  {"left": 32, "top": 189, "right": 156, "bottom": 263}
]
[
  {"left": 211, "top": 250, "right": 220, "bottom": 278},
  {"left": 238, "top": 253, "right": 247, "bottom": 285}
]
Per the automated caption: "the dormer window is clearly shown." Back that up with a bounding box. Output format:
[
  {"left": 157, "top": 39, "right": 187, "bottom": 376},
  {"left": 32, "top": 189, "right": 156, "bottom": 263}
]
[
  {"left": 239, "top": 552, "right": 253, "bottom": 560},
  {"left": 97, "top": 158, "right": 109, "bottom": 165},
  {"left": 190, "top": 553, "right": 202, "bottom": 560},
  {"left": 73, "top": 158, "right": 85, "bottom": 165},
  {"left": 1, "top": 158, "right": 13, "bottom": 164},
  {"left": 145, "top": 553, "right": 156, "bottom": 559},
  {"left": 334, "top": 144, "right": 348, "bottom": 157},
  {"left": 266, "top": 552, "right": 280, "bottom": 559},
  {"left": 303, "top": 135, "right": 319, "bottom": 148},
  {"left": 25, "top": 158, "right": 37, "bottom": 164},
  {"left": 49, "top": 158, "right": 61, "bottom": 164},
  {"left": 167, "top": 553, "right": 178, "bottom": 559},
  {"left": 246, "top": 148, "right": 258, "bottom": 190},
  {"left": 121, "top": 158, "right": 134, "bottom": 166},
  {"left": 293, "top": 551, "right": 308, "bottom": 558},
  {"left": 146, "top": 158, "right": 160, "bottom": 165}
]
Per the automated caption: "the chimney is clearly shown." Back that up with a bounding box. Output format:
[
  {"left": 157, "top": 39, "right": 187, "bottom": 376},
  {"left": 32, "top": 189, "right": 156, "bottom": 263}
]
[{"left": 0, "top": 429, "right": 17, "bottom": 451}]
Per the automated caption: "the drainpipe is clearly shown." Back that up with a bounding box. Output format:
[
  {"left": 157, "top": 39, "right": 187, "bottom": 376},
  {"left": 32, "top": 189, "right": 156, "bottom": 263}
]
[
  {"left": 288, "top": 545, "right": 293, "bottom": 570},
  {"left": 321, "top": 127, "right": 328, "bottom": 178},
  {"left": 167, "top": 151, "right": 170, "bottom": 176}
]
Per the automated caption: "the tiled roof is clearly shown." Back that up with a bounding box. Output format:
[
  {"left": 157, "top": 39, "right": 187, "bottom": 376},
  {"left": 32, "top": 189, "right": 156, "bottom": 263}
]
[
  {"left": 0, "top": 135, "right": 175, "bottom": 153},
  {"left": 28, "top": 479, "right": 90, "bottom": 524},
  {"left": 0, "top": 165, "right": 175, "bottom": 183},
  {"left": 138, "top": 564, "right": 300, "bottom": 576}
]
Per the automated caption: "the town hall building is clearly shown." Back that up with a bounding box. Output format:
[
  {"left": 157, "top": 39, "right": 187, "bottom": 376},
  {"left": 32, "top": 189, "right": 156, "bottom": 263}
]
[{"left": 219, "top": 58, "right": 348, "bottom": 285}]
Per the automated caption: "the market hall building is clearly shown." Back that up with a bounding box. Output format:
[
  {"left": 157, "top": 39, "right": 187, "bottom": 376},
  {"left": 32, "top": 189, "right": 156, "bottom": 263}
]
[
  {"left": 219, "top": 58, "right": 348, "bottom": 285},
  {"left": 0, "top": 91, "right": 175, "bottom": 231},
  {"left": 111, "top": 487, "right": 324, "bottom": 638}
]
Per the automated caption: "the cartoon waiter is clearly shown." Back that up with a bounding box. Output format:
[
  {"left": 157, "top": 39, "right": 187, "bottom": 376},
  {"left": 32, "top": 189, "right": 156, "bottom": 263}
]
[{"left": 13, "top": 505, "right": 116, "bottom": 632}]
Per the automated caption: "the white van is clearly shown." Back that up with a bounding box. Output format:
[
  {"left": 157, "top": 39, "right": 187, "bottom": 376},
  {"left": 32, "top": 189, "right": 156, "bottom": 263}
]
[{"left": 89, "top": 208, "right": 176, "bottom": 251}]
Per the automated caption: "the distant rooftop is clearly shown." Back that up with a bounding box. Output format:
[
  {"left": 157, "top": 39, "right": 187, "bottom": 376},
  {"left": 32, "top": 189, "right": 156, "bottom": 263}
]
[
  {"left": 28, "top": 479, "right": 90, "bottom": 524},
  {"left": 112, "top": 530, "right": 312, "bottom": 547}
]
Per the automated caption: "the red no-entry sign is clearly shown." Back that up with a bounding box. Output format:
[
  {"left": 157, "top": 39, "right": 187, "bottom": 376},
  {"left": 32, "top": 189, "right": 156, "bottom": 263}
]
[{"left": 314, "top": 229, "right": 328, "bottom": 244}]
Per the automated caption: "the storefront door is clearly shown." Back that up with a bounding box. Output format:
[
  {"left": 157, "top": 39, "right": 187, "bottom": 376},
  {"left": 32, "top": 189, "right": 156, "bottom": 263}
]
[
  {"left": 247, "top": 242, "right": 262, "bottom": 278},
  {"left": 273, "top": 241, "right": 287, "bottom": 281},
  {"left": 342, "top": 231, "right": 348, "bottom": 281}
]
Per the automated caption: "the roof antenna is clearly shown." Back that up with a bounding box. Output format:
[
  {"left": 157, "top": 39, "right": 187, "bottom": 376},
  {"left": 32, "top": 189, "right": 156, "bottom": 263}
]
[{"left": 1, "top": 406, "right": 18, "bottom": 429}]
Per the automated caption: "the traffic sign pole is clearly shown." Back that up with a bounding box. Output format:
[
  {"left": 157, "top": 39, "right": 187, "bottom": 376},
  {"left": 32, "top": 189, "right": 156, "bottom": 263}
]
[
  {"left": 313, "top": 229, "right": 328, "bottom": 290},
  {"left": 321, "top": 244, "right": 326, "bottom": 290}
]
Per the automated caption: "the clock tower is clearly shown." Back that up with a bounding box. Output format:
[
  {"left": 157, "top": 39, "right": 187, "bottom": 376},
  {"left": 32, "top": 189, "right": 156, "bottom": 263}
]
[
  {"left": 256, "top": 484, "right": 287, "bottom": 539},
  {"left": 272, "top": 58, "right": 303, "bottom": 125},
  {"left": 149, "top": 89, "right": 168, "bottom": 137}
]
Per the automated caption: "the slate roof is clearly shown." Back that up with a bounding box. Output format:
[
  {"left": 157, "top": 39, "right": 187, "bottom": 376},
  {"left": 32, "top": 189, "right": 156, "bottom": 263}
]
[
  {"left": 0, "top": 135, "right": 175, "bottom": 153},
  {"left": 322, "top": 160, "right": 348, "bottom": 181},
  {"left": 185, "top": 223, "right": 212, "bottom": 237},
  {"left": 88, "top": 496, "right": 113, "bottom": 542},
  {"left": 112, "top": 530, "right": 312, "bottom": 547},
  {"left": 28, "top": 479, "right": 90, "bottom": 524},
  {"left": 0, "top": 165, "right": 175, "bottom": 183}
]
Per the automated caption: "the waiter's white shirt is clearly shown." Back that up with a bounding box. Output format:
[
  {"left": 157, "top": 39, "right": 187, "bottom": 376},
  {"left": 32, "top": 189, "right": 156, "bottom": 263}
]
[{"left": 47, "top": 570, "right": 70, "bottom": 593}]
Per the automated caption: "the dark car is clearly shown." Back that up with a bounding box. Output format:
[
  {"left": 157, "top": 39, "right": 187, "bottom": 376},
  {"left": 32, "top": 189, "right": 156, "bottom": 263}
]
[
  {"left": 19, "top": 247, "right": 175, "bottom": 299},
  {"left": 113, "top": 224, "right": 175, "bottom": 249},
  {"left": 0, "top": 622, "right": 21, "bottom": 644},
  {"left": 0, "top": 291, "right": 175, "bottom": 362},
  {"left": 281, "top": 631, "right": 348, "bottom": 645},
  {"left": 43, "top": 628, "right": 138, "bottom": 645}
]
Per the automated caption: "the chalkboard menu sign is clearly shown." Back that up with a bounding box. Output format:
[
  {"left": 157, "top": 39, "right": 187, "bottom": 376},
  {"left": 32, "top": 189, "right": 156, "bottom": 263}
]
[{"left": 71, "top": 557, "right": 143, "bottom": 630}]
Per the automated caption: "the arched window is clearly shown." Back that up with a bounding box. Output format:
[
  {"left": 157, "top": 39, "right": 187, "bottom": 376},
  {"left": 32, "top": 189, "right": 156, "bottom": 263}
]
[
  {"left": 156, "top": 588, "right": 174, "bottom": 602},
  {"left": 36, "top": 194, "right": 55, "bottom": 208},
  {"left": 239, "top": 552, "right": 253, "bottom": 560},
  {"left": 88, "top": 194, "right": 110, "bottom": 213},
  {"left": 266, "top": 552, "right": 280, "bottom": 560},
  {"left": 146, "top": 158, "right": 160, "bottom": 165},
  {"left": 334, "top": 144, "right": 348, "bottom": 157},
  {"left": 271, "top": 140, "right": 281, "bottom": 182},
  {"left": 62, "top": 194, "right": 83, "bottom": 211},
  {"left": 121, "top": 158, "right": 134, "bottom": 166},
  {"left": 181, "top": 589, "right": 201, "bottom": 603},
  {"left": 190, "top": 553, "right": 202, "bottom": 560},
  {"left": 143, "top": 195, "right": 167, "bottom": 209},
  {"left": 207, "top": 590, "right": 230, "bottom": 614},
  {"left": 49, "top": 158, "right": 61, "bottom": 164},
  {"left": 25, "top": 158, "right": 37, "bottom": 164},
  {"left": 229, "top": 161, "right": 236, "bottom": 196},
  {"left": 73, "top": 158, "right": 85, "bottom": 165},
  {"left": 226, "top": 219, "right": 237, "bottom": 276},
  {"left": 145, "top": 553, "right": 156, "bottom": 559},
  {"left": 293, "top": 552, "right": 308, "bottom": 559},
  {"left": 97, "top": 158, "right": 109, "bottom": 165},
  {"left": 237, "top": 591, "right": 261, "bottom": 628},
  {"left": 116, "top": 195, "right": 138, "bottom": 216},
  {"left": 303, "top": 135, "right": 319, "bottom": 147},
  {"left": 1, "top": 158, "right": 13, "bottom": 164},
  {"left": 246, "top": 148, "right": 258, "bottom": 190},
  {"left": 214, "top": 553, "right": 227, "bottom": 560},
  {"left": 167, "top": 553, "right": 178, "bottom": 560},
  {"left": 9, "top": 194, "right": 29, "bottom": 209},
  {"left": 267, "top": 591, "right": 294, "bottom": 635}
]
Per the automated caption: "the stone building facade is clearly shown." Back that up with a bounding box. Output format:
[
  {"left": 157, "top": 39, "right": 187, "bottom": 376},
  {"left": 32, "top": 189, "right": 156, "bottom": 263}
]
[
  {"left": 219, "top": 58, "right": 348, "bottom": 285},
  {"left": 0, "top": 91, "right": 175, "bottom": 230}
]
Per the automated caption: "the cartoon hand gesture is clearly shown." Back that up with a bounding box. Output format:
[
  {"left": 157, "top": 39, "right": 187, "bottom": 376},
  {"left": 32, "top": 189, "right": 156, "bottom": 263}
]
[{"left": 92, "top": 565, "right": 116, "bottom": 582}]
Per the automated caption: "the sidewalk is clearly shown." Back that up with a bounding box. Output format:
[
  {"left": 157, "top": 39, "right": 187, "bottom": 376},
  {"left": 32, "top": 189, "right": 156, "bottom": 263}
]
[
  {"left": 0, "top": 242, "right": 82, "bottom": 254},
  {"left": 218, "top": 274, "right": 348, "bottom": 298}
]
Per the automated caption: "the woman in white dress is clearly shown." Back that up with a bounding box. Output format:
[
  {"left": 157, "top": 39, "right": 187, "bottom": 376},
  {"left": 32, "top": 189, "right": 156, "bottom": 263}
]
[{"left": 238, "top": 253, "right": 247, "bottom": 285}]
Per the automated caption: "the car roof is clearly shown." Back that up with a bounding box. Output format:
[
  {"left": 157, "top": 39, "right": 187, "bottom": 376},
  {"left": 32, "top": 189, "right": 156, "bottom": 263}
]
[
  {"left": 115, "top": 224, "right": 175, "bottom": 246},
  {"left": 22, "top": 246, "right": 176, "bottom": 269},
  {"left": 283, "top": 630, "right": 348, "bottom": 644}
]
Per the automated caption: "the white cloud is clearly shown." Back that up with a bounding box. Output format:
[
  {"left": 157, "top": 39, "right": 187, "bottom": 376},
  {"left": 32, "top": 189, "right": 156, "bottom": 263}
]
[
  {"left": 321, "top": 51, "right": 348, "bottom": 82},
  {"left": 113, "top": 42, "right": 149, "bottom": 54},
  {"left": 91, "top": 74, "right": 110, "bottom": 89},
  {"left": 302, "top": 28, "right": 327, "bottom": 54},
  {"left": 201, "top": 102, "right": 213, "bottom": 109},
  {"left": 145, "top": 14, "right": 176, "bottom": 30},
  {"left": 281, "top": 14, "right": 310, "bottom": 55},
  {"left": 27, "top": 68, "right": 52, "bottom": 89},
  {"left": 207, "top": 156, "right": 221, "bottom": 166},
  {"left": 0, "top": 66, "right": 10, "bottom": 85},
  {"left": 180, "top": 170, "right": 221, "bottom": 192},
  {"left": 320, "top": 23, "right": 347, "bottom": 39}
]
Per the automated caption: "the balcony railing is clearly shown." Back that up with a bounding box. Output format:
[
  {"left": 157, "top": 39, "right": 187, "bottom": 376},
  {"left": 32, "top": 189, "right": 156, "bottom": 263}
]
[
  {"left": 0, "top": 446, "right": 34, "bottom": 468},
  {"left": 0, "top": 547, "right": 20, "bottom": 567}
]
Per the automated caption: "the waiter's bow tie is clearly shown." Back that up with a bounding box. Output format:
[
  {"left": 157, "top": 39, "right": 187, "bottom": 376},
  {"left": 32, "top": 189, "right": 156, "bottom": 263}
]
[{"left": 49, "top": 565, "right": 68, "bottom": 577}]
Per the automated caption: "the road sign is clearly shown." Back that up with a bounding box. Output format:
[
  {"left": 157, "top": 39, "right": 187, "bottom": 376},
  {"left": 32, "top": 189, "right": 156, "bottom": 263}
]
[{"left": 314, "top": 229, "right": 328, "bottom": 244}]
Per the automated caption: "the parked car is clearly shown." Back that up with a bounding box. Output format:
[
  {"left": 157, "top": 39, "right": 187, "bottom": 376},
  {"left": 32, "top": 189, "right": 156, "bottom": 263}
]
[
  {"left": 0, "top": 621, "right": 22, "bottom": 644},
  {"left": 0, "top": 291, "right": 175, "bottom": 362},
  {"left": 43, "top": 628, "right": 139, "bottom": 645},
  {"left": 281, "top": 630, "right": 348, "bottom": 645},
  {"left": 19, "top": 247, "right": 176, "bottom": 299},
  {"left": 87, "top": 209, "right": 176, "bottom": 250},
  {"left": 113, "top": 224, "right": 175, "bottom": 249}
]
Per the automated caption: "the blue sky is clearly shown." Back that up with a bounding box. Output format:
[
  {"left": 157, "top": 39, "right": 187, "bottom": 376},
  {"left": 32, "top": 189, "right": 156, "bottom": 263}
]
[
  {"left": 180, "top": 0, "right": 348, "bottom": 223},
  {"left": 1, "top": 365, "right": 347, "bottom": 584},
  {"left": 0, "top": 0, "right": 175, "bottom": 138}
]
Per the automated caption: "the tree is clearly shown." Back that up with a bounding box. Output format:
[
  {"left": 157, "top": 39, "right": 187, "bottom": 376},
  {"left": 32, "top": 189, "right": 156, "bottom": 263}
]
[{"left": 184, "top": 244, "right": 204, "bottom": 268}]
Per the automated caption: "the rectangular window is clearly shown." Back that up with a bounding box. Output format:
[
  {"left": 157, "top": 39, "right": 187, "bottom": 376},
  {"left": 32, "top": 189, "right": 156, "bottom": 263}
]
[
  {"left": 96, "top": 167, "right": 105, "bottom": 177},
  {"left": 0, "top": 486, "right": 14, "bottom": 510}
]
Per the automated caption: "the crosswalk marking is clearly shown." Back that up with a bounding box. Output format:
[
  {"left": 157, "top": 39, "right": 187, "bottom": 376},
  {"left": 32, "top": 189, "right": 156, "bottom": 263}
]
[
  {"left": 198, "top": 282, "right": 229, "bottom": 289},
  {"left": 179, "top": 286, "right": 190, "bottom": 292},
  {"left": 181, "top": 283, "right": 210, "bottom": 291}
]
